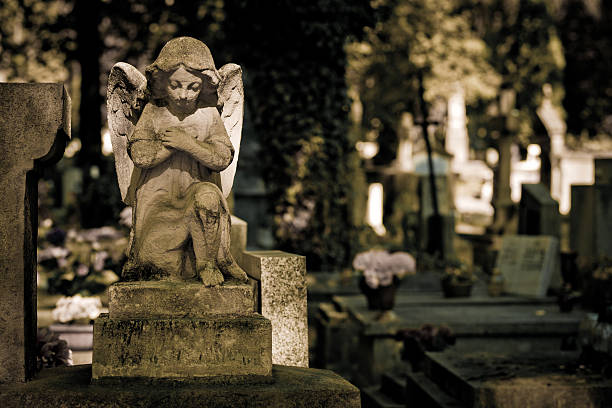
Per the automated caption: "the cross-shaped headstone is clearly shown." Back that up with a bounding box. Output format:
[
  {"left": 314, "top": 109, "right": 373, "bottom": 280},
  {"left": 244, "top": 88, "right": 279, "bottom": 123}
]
[{"left": 0, "top": 83, "right": 70, "bottom": 383}]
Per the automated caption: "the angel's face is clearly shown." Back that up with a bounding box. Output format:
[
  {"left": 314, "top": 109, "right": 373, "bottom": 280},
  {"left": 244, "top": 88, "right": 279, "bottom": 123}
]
[{"left": 166, "top": 67, "right": 203, "bottom": 113}]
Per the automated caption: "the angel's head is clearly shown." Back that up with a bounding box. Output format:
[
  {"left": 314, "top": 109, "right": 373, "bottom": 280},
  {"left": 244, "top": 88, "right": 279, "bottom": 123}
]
[{"left": 146, "top": 37, "right": 221, "bottom": 110}]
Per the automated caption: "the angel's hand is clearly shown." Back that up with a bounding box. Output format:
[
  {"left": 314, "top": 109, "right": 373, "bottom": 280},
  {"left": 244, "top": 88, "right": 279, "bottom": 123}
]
[{"left": 161, "top": 127, "right": 196, "bottom": 152}]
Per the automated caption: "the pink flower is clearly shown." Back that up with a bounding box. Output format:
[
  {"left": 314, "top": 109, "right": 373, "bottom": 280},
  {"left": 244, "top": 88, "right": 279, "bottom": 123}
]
[{"left": 353, "top": 249, "right": 417, "bottom": 289}]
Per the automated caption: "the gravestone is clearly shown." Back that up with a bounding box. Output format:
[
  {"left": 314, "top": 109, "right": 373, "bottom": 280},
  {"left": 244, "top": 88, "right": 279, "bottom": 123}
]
[
  {"left": 418, "top": 173, "right": 455, "bottom": 258},
  {"left": 595, "top": 158, "right": 612, "bottom": 185},
  {"left": 495, "top": 235, "right": 560, "bottom": 297},
  {"left": 570, "top": 184, "right": 612, "bottom": 261},
  {"left": 417, "top": 350, "right": 612, "bottom": 408},
  {"left": 518, "top": 183, "right": 560, "bottom": 238},
  {"left": 0, "top": 83, "right": 70, "bottom": 383}
]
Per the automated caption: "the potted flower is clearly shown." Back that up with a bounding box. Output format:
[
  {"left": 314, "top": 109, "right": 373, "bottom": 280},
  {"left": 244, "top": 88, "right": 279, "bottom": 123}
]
[
  {"left": 353, "top": 249, "right": 416, "bottom": 310},
  {"left": 440, "top": 259, "right": 475, "bottom": 298}
]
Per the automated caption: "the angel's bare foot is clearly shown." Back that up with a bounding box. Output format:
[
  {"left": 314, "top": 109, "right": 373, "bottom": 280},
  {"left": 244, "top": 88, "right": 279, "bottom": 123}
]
[
  {"left": 221, "top": 262, "right": 248, "bottom": 283},
  {"left": 198, "top": 260, "right": 224, "bottom": 287}
]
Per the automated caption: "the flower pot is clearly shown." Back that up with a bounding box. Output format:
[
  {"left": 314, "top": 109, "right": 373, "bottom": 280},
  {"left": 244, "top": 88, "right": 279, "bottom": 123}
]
[
  {"left": 441, "top": 279, "right": 473, "bottom": 298},
  {"left": 359, "top": 277, "right": 400, "bottom": 311}
]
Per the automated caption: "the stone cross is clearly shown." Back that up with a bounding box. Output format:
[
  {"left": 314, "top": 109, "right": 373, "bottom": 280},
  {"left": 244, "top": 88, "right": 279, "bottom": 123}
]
[{"left": 0, "top": 84, "right": 70, "bottom": 383}]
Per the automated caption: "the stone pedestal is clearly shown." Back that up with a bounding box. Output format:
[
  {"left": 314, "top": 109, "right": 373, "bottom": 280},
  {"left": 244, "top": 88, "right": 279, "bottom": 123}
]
[
  {"left": 108, "top": 279, "right": 257, "bottom": 318},
  {"left": 92, "top": 279, "right": 273, "bottom": 383},
  {"left": 92, "top": 313, "right": 272, "bottom": 382}
]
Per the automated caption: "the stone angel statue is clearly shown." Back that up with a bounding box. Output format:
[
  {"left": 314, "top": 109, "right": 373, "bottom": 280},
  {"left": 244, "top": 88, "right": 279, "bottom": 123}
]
[{"left": 107, "top": 37, "right": 247, "bottom": 287}]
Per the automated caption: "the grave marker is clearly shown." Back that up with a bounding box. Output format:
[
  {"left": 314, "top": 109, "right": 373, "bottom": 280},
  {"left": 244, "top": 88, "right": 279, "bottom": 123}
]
[
  {"left": 0, "top": 83, "right": 70, "bottom": 383},
  {"left": 570, "top": 184, "right": 612, "bottom": 261},
  {"left": 496, "top": 235, "right": 559, "bottom": 297},
  {"left": 518, "top": 183, "right": 560, "bottom": 238}
]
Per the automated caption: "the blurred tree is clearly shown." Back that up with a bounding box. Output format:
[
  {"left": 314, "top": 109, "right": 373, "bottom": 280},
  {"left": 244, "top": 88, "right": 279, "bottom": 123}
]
[
  {"left": 348, "top": 0, "right": 500, "bottom": 166},
  {"left": 560, "top": 0, "right": 612, "bottom": 139},
  {"left": 462, "top": 0, "right": 565, "bottom": 148},
  {"left": 0, "top": 0, "right": 74, "bottom": 83}
]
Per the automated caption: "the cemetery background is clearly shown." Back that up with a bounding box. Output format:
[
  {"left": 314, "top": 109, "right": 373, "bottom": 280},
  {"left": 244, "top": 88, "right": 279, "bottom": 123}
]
[{"left": 1, "top": 0, "right": 612, "bottom": 407}]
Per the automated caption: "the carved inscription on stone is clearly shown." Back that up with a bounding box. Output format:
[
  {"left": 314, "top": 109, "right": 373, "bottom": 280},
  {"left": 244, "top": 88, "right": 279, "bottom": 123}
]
[{"left": 496, "top": 235, "right": 559, "bottom": 297}]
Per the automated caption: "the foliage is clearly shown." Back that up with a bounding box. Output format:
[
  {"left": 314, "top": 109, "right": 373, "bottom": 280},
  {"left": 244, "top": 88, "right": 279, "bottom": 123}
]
[
  {"left": 560, "top": 0, "right": 612, "bottom": 139},
  {"left": 462, "top": 0, "right": 565, "bottom": 148},
  {"left": 223, "top": 0, "right": 375, "bottom": 270},
  {"left": 348, "top": 0, "right": 500, "bottom": 165},
  {"left": 0, "top": 0, "right": 73, "bottom": 82}
]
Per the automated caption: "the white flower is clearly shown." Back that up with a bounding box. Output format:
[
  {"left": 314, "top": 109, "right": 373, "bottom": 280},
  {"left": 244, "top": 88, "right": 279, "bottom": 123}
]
[
  {"left": 52, "top": 295, "right": 102, "bottom": 323},
  {"left": 37, "top": 246, "right": 69, "bottom": 263}
]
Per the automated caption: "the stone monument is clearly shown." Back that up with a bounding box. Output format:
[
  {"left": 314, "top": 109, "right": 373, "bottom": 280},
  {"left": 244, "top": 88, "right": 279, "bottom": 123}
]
[
  {"left": 93, "top": 36, "right": 271, "bottom": 382},
  {"left": 0, "top": 38, "right": 359, "bottom": 407},
  {"left": 0, "top": 83, "right": 70, "bottom": 383}
]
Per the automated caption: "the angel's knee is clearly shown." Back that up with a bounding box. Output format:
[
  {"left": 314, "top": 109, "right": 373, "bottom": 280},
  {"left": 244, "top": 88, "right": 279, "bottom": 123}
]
[{"left": 194, "top": 189, "right": 220, "bottom": 214}]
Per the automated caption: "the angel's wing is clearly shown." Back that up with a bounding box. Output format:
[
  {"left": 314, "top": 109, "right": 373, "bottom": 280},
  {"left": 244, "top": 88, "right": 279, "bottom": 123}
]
[
  {"left": 217, "top": 63, "right": 244, "bottom": 197},
  {"left": 107, "top": 62, "right": 147, "bottom": 204}
]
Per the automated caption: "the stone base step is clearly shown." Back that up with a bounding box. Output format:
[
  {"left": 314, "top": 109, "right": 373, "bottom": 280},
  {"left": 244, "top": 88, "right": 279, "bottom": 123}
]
[
  {"left": 0, "top": 364, "right": 361, "bottom": 407},
  {"left": 92, "top": 313, "right": 272, "bottom": 381},
  {"left": 362, "top": 386, "right": 404, "bottom": 408},
  {"left": 108, "top": 279, "right": 256, "bottom": 319},
  {"left": 405, "top": 371, "right": 464, "bottom": 408}
]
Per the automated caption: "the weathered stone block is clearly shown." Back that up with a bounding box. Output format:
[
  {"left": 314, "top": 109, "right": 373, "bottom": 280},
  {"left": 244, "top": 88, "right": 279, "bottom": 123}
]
[
  {"left": 0, "top": 83, "right": 70, "bottom": 383},
  {"left": 92, "top": 313, "right": 272, "bottom": 381},
  {"left": 108, "top": 279, "right": 256, "bottom": 319},
  {"left": 241, "top": 251, "right": 308, "bottom": 367}
]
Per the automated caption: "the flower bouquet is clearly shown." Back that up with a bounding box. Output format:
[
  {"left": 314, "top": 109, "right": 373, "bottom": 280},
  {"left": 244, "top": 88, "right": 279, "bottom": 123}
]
[{"left": 353, "top": 249, "right": 416, "bottom": 310}]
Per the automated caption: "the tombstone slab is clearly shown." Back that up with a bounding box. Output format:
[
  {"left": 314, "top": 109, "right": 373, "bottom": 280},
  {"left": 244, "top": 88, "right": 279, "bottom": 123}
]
[
  {"left": 92, "top": 313, "right": 272, "bottom": 382},
  {"left": 495, "top": 235, "right": 560, "bottom": 297},
  {"left": 0, "top": 83, "right": 70, "bottom": 383},
  {"left": 423, "top": 350, "right": 612, "bottom": 408},
  {"left": 518, "top": 183, "right": 560, "bottom": 238}
]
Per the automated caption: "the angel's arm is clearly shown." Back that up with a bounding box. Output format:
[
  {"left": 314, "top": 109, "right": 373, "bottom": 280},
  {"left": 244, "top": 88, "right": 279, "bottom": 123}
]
[
  {"left": 128, "top": 112, "right": 173, "bottom": 169},
  {"left": 162, "top": 112, "right": 234, "bottom": 171}
]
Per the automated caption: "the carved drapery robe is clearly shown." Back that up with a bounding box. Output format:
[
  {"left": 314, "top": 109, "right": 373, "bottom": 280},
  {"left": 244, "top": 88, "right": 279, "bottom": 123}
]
[{"left": 124, "top": 103, "right": 235, "bottom": 280}]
